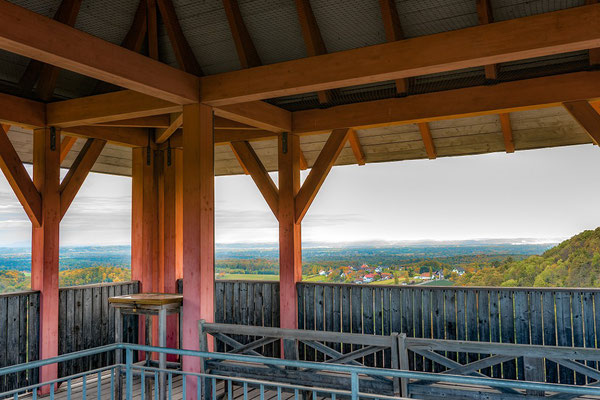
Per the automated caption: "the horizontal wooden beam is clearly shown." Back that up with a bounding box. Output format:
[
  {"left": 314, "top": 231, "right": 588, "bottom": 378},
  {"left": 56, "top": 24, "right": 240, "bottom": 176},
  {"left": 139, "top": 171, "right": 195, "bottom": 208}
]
[
  {"left": 230, "top": 141, "right": 279, "bottom": 217},
  {"left": 47, "top": 91, "right": 181, "bottom": 128},
  {"left": 59, "top": 138, "right": 106, "bottom": 219},
  {"left": 0, "top": 1, "right": 199, "bottom": 104},
  {"left": 0, "top": 92, "right": 45, "bottom": 128},
  {"left": 62, "top": 126, "right": 148, "bottom": 147},
  {"left": 293, "top": 70, "right": 600, "bottom": 133},
  {"left": 168, "top": 129, "right": 276, "bottom": 148},
  {"left": 215, "top": 102, "right": 292, "bottom": 133},
  {"left": 295, "top": 128, "right": 349, "bottom": 223},
  {"left": 563, "top": 100, "right": 600, "bottom": 145},
  {"left": 95, "top": 115, "right": 258, "bottom": 130},
  {"left": 199, "top": 4, "right": 600, "bottom": 106},
  {"left": 0, "top": 125, "right": 42, "bottom": 227}
]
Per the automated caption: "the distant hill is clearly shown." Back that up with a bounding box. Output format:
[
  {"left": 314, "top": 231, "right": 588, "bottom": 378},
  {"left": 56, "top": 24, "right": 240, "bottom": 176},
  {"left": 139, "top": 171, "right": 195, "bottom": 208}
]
[{"left": 456, "top": 228, "right": 600, "bottom": 287}]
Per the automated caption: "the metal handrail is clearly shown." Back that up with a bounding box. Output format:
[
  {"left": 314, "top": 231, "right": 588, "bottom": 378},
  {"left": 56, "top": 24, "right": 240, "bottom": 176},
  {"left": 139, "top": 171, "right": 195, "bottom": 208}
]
[{"left": 2, "top": 342, "right": 600, "bottom": 398}]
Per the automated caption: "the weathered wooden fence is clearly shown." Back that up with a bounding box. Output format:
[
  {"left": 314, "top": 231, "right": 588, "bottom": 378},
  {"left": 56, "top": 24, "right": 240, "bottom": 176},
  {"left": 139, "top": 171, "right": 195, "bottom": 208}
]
[
  {"left": 0, "top": 290, "right": 39, "bottom": 392},
  {"left": 58, "top": 281, "right": 139, "bottom": 377}
]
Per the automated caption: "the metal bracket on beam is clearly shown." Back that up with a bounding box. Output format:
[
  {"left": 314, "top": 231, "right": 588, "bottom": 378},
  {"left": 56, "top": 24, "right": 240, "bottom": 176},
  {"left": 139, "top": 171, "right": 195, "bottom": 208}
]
[
  {"left": 282, "top": 132, "right": 288, "bottom": 154},
  {"left": 167, "top": 139, "right": 172, "bottom": 167},
  {"left": 50, "top": 126, "right": 57, "bottom": 151}
]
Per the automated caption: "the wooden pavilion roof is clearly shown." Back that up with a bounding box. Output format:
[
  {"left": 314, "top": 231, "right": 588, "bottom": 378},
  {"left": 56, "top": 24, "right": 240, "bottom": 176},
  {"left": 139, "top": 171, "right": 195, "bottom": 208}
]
[{"left": 0, "top": 0, "right": 599, "bottom": 176}]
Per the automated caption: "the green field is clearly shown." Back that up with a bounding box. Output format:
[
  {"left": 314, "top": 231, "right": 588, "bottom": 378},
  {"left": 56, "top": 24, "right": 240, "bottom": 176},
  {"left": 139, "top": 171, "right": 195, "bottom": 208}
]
[
  {"left": 218, "top": 274, "right": 279, "bottom": 281},
  {"left": 420, "top": 279, "right": 454, "bottom": 286}
]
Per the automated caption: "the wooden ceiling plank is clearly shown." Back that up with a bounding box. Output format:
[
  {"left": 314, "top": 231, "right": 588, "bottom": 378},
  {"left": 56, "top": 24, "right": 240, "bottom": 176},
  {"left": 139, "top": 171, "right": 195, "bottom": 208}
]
[
  {"left": 418, "top": 122, "right": 436, "bottom": 159},
  {"left": 0, "top": 92, "right": 45, "bottom": 128},
  {"left": 295, "top": 0, "right": 331, "bottom": 103},
  {"left": 223, "top": 0, "right": 261, "bottom": 69},
  {"left": 156, "top": 0, "right": 203, "bottom": 75},
  {"left": 563, "top": 100, "right": 600, "bottom": 145},
  {"left": 200, "top": 4, "right": 600, "bottom": 106},
  {"left": 0, "top": 1, "right": 199, "bottom": 104},
  {"left": 476, "top": 0, "right": 498, "bottom": 80},
  {"left": 378, "top": 0, "right": 408, "bottom": 94},
  {"left": 230, "top": 141, "right": 279, "bottom": 217},
  {"left": 0, "top": 125, "right": 42, "bottom": 227},
  {"left": 348, "top": 129, "right": 366, "bottom": 165},
  {"left": 293, "top": 70, "right": 600, "bottom": 133},
  {"left": 59, "top": 138, "right": 107, "bottom": 219},
  {"left": 499, "top": 113, "right": 515, "bottom": 153},
  {"left": 156, "top": 113, "right": 183, "bottom": 143},
  {"left": 60, "top": 136, "right": 77, "bottom": 163},
  {"left": 295, "top": 128, "right": 350, "bottom": 223}
]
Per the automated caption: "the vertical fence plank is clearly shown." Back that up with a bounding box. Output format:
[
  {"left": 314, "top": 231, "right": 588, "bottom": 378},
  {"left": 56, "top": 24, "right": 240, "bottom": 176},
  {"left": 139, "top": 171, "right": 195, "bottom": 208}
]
[
  {"left": 413, "top": 288, "right": 424, "bottom": 371},
  {"left": 324, "top": 284, "right": 334, "bottom": 357},
  {"left": 362, "top": 287, "right": 374, "bottom": 366},
  {"left": 58, "top": 289, "right": 66, "bottom": 377},
  {"left": 6, "top": 295, "right": 18, "bottom": 391},
  {"left": 489, "top": 290, "right": 501, "bottom": 378},
  {"left": 422, "top": 288, "right": 432, "bottom": 372},
  {"left": 445, "top": 289, "right": 457, "bottom": 362},
  {"left": 571, "top": 291, "right": 585, "bottom": 385},
  {"left": 28, "top": 292, "right": 40, "bottom": 385},
  {"left": 466, "top": 290, "right": 478, "bottom": 365},
  {"left": 556, "top": 291, "right": 574, "bottom": 384},
  {"left": 332, "top": 285, "right": 342, "bottom": 353},
  {"left": 18, "top": 294, "right": 27, "bottom": 385},
  {"left": 431, "top": 289, "right": 444, "bottom": 372},
  {"left": 543, "top": 290, "right": 558, "bottom": 383},
  {"left": 0, "top": 296, "right": 6, "bottom": 392},
  {"left": 478, "top": 289, "right": 491, "bottom": 376},
  {"left": 351, "top": 286, "right": 362, "bottom": 362},
  {"left": 583, "top": 291, "right": 596, "bottom": 382},
  {"left": 374, "top": 287, "right": 383, "bottom": 367},
  {"left": 514, "top": 290, "right": 530, "bottom": 381},
  {"left": 342, "top": 285, "right": 351, "bottom": 355},
  {"left": 456, "top": 289, "right": 466, "bottom": 365}
]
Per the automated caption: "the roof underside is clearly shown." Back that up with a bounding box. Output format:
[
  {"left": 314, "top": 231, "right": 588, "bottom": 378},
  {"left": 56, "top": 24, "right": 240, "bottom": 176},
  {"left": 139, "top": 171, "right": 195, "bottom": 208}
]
[{"left": 0, "top": 0, "right": 596, "bottom": 177}]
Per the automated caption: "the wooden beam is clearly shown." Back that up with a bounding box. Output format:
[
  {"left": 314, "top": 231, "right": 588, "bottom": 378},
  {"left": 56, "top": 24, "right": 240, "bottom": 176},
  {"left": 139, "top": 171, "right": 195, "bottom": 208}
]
[
  {"left": 299, "top": 148, "right": 308, "bottom": 170},
  {"left": 156, "top": 113, "right": 183, "bottom": 143},
  {"left": 95, "top": 115, "right": 171, "bottom": 128},
  {"left": 182, "top": 103, "right": 215, "bottom": 384},
  {"left": 293, "top": 70, "right": 600, "bottom": 133},
  {"left": 295, "top": 0, "right": 331, "bottom": 103},
  {"left": 418, "top": 123, "right": 436, "bottom": 159},
  {"left": 0, "top": 92, "right": 45, "bottom": 128},
  {"left": 47, "top": 91, "right": 181, "bottom": 128},
  {"left": 0, "top": 125, "right": 42, "bottom": 227},
  {"left": 278, "top": 133, "right": 302, "bottom": 336},
  {"left": 156, "top": 0, "right": 203, "bottom": 75},
  {"left": 378, "top": 0, "right": 408, "bottom": 94},
  {"left": 476, "top": 0, "right": 498, "bottom": 80},
  {"left": 0, "top": 1, "right": 199, "bottom": 104},
  {"left": 499, "top": 113, "right": 515, "bottom": 153},
  {"left": 230, "top": 141, "right": 279, "bottom": 216},
  {"left": 19, "top": 0, "right": 83, "bottom": 95},
  {"left": 563, "top": 100, "right": 600, "bottom": 145},
  {"left": 31, "top": 127, "right": 60, "bottom": 385},
  {"left": 223, "top": 0, "right": 261, "bottom": 69},
  {"left": 147, "top": 0, "right": 159, "bottom": 60},
  {"left": 295, "top": 128, "right": 350, "bottom": 223},
  {"left": 200, "top": 4, "right": 600, "bottom": 106},
  {"left": 62, "top": 126, "right": 148, "bottom": 147},
  {"left": 59, "top": 138, "right": 107, "bottom": 219},
  {"left": 60, "top": 136, "right": 77, "bottom": 164},
  {"left": 587, "top": 0, "right": 600, "bottom": 65},
  {"left": 215, "top": 102, "right": 292, "bottom": 133},
  {"left": 229, "top": 143, "right": 250, "bottom": 175},
  {"left": 347, "top": 129, "right": 365, "bottom": 165},
  {"left": 169, "top": 128, "right": 276, "bottom": 148}
]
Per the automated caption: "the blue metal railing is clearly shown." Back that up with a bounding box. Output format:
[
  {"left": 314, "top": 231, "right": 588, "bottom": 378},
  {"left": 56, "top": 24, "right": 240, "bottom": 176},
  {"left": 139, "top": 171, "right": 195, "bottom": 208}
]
[{"left": 3, "top": 343, "right": 600, "bottom": 399}]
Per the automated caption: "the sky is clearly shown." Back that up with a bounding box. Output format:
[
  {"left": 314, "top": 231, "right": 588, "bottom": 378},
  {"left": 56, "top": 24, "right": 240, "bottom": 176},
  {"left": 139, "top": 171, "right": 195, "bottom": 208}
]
[{"left": 0, "top": 144, "right": 599, "bottom": 247}]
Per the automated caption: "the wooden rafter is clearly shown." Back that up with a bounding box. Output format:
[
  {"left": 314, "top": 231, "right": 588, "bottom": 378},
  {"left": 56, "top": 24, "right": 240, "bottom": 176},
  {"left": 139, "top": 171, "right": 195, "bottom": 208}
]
[
  {"left": 295, "top": 128, "right": 350, "bottom": 223},
  {"left": 0, "top": 92, "right": 45, "bottom": 128},
  {"left": 147, "top": 0, "right": 159, "bottom": 60},
  {"left": 59, "top": 138, "right": 107, "bottom": 219},
  {"left": 299, "top": 148, "right": 308, "bottom": 170},
  {"left": 499, "top": 113, "right": 515, "bottom": 153},
  {"left": 0, "top": 125, "right": 42, "bottom": 227},
  {"left": 19, "top": 0, "right": 83, "bottom": 96},
  {"left": 223, "top": 0, "right": 261, "bottom": 69},
  {"left": 0, "top": 1, "right": 199, "bottom": 104},
  {"left": 378, "top": 0, "right": 408, "bottom": 94},
  {"left": 476, "top": 0, "right": 498, "bottom": 80},
  {"left": 347, "top": 129, "right": 365, "bottom": 165},
  {"left": 293, "top": 70, "right": 600, "bottom": 134},
  {"left": 229, "top": 143, "right": 250, "bottom": 175},
  {"left": 207, "top": 102, "right": 291, "bottom": 133},
  {"left": 200, "top": 4, "right": 600, "bottom": 106},
  {"left": 295, "top": 0, "right": 331, "bottom": 103},
  {"left": 62, "top": 126, "right": 148, "bottom": 147},
  {"left": 60, "top": 136, "right": 77, "bottom": 163},
  {"left": 418, "top": 122, "right": 436, "bottom": 159},
  {"left": 587, "top": 0, "right": 600, "bottom": 65},
  {"left": 563, "top": 100, "right": 600, "bottom": 145},
  {"left": 157, "top": 0, "right": 203, "bottom": 75},
  {"left": 156, "top": 113, "right": 183, "bottom": 143},
  {"left": 230, "top": 141, "right": 279, "bottom": 217}
]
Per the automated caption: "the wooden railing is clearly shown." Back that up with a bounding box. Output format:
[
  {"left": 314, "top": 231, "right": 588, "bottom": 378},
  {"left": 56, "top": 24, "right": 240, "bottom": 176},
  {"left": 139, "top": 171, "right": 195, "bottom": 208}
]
[
  {"left": 57, "top": 281, "right": 139, "bottom": 377},
  {"left": 0, "top": 290, "right": 39, "bottom": 392}
]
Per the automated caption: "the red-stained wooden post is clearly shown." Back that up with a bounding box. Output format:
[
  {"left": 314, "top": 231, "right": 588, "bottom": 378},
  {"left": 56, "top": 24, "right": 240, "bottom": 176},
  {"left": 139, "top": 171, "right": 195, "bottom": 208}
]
[
  {"left": 31, "top": 127, "right": 60, "bottom": 389},
  {"left": 278, "top": 133, "right": 302, "bottom": 335},
  {"left": 131, "top": 146, "right": 157, "bottom": 353},
  {"left": 182, "top": 103, "right": 214, "bottom": 397}
]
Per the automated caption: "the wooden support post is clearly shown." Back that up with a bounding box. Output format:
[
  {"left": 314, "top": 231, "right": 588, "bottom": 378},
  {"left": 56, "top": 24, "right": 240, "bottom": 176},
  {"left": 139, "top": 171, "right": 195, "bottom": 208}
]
[
  {"left": 182, "top": 104, "right": 214, "bottom": 395},
  {"left": 278, "top": 133, "right": 302, "bottom": 358},
  {"left": 31, "top": 127, "right": 61, "bottom": 390}
]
